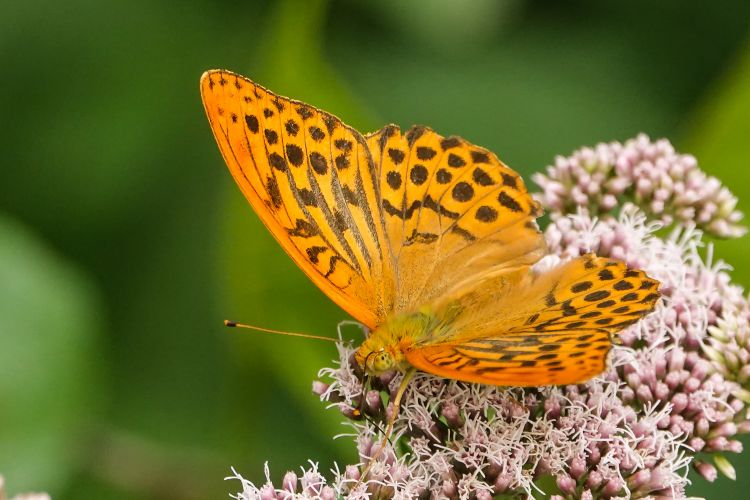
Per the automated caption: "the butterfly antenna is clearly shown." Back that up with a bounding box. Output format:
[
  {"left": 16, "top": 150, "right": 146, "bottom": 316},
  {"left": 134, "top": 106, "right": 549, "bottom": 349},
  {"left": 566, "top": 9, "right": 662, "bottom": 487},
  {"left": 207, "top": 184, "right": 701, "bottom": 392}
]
[{"left": 224, "top": 320, "right": 340, "bottom": 343}]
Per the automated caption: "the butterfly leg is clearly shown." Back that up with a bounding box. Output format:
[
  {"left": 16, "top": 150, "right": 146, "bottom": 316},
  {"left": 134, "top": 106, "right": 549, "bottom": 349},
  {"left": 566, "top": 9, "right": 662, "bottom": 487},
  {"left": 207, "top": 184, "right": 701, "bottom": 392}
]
[{"left": 355, "top": 367, "right": 417, "bottom": 489}]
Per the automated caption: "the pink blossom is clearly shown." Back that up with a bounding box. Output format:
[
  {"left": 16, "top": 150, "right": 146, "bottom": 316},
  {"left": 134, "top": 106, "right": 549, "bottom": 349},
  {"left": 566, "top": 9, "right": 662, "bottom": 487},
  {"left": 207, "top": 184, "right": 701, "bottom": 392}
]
[{"left": 230, "top": 136, "right": 749, "bottom": 499}]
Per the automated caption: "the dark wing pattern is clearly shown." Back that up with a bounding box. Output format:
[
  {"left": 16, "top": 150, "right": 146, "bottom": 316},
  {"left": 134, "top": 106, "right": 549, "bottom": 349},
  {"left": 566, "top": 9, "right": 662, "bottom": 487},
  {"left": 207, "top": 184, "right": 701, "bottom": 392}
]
[
  {"left": 201, "top": 70, "right": 395, "bottom": 328},
  {"left": 405, "top": 255, "right": 660, "bottom": 386},
  {"left": 365, "top": 125, "right": 547, "bottom": 313}
]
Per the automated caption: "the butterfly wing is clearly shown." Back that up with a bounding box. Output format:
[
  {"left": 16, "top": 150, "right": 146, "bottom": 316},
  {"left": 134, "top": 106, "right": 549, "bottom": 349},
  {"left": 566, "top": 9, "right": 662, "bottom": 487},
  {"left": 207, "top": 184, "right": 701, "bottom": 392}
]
[
  {"left": 404, "top": 255, "right": 660, "bottom": 386},
  {"left": 365, "top": 126, "right": 547, "bottom": 313},
  {"left": 201, "top": 71, "right": 394, "bottom": 328}
]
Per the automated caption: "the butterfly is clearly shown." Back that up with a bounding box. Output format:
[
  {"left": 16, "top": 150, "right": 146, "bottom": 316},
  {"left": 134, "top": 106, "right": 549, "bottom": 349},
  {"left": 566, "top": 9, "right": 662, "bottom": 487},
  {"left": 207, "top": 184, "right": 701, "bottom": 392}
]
[{"left": 200, "top": 69, "right": 659, "bottom": 430}]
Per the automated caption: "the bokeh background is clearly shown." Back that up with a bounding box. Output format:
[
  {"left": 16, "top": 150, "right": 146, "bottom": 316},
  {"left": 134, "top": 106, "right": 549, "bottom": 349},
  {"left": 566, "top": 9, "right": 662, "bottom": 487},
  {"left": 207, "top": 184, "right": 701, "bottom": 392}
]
[{"left": 2, "top": 0, "right": 750, "bottom": 498}]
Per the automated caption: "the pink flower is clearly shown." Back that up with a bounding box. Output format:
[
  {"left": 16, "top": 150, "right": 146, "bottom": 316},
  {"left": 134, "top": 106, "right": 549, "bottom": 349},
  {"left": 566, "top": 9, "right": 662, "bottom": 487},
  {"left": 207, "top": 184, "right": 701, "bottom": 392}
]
[
  {"left": 534, "top": 134, "right": 746, "bottom": 238},
  {"left": 230, "top": 135, "right": 749, "bottom": 499}
]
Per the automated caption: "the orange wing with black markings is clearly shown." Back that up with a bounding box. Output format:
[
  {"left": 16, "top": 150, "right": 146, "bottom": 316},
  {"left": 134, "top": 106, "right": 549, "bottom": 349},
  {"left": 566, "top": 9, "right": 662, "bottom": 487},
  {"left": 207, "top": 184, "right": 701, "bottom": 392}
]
[
  {"left": 202, "top": 70, "right": 661, "bottom": 389},
  {"left": 405, "top": 255, "right": 660, "bottom": 386},
  {"left": 200, "top": 70, "right": 394, "bottom": 328},
  {"left": 365, "top": 125, "right": 548, "bottom": 313}
]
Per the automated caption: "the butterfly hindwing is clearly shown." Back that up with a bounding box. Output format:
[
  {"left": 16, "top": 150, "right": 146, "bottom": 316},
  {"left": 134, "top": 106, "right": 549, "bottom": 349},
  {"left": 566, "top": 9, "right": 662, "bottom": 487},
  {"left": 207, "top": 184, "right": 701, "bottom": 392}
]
[
  {"left": 405, "top": 255, "right": 660, "bottom": 386},
  {"left": 405, "top": 328, "right": 612, "bottom": 386},
  {"left": 201, "top": 71, "right": 394, "bottom": 327}
]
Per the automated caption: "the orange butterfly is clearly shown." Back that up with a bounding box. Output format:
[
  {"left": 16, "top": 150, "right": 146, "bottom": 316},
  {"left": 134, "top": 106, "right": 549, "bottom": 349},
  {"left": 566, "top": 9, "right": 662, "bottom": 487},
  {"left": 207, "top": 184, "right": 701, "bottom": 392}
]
[{"left": 200, "top": 69, "right": 659, "bottom": 430}]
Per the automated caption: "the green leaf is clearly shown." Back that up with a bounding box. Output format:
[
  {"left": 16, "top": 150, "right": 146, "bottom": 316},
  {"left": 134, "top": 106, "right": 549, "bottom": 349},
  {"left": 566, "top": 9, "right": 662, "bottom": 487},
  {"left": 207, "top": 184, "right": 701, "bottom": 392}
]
[
  {"left": 0, "top": 213, "right": 104, "bottom": 494},
  {"left": 684, "top": 41, "right": 750, "bottom": 287}
]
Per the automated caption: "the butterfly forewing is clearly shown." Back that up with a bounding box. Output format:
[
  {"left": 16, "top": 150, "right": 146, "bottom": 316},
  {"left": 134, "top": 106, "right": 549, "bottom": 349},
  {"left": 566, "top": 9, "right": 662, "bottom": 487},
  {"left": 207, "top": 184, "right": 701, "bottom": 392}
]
[
  {"left": 201, "top": 71, "right": 394, "bottom": 327},
  {"left": 366, "top": 125, "right": 547, "bottom": 313}
]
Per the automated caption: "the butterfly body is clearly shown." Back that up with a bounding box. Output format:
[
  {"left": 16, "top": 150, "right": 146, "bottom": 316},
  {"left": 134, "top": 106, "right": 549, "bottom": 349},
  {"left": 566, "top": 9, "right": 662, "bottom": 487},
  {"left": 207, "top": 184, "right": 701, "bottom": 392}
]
[
  {"left": 201, "top": 70, "right": 660, "bottom": 388},
  {"left": 355, "top": 308, "right": 445, "bottom": 374}
]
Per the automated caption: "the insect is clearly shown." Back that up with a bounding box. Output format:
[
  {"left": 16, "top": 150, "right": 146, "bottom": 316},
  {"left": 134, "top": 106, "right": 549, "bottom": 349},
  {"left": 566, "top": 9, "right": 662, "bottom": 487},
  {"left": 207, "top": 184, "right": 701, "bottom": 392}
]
[{"left": 200, "top": 69, "right": 660, "bottom": 459}]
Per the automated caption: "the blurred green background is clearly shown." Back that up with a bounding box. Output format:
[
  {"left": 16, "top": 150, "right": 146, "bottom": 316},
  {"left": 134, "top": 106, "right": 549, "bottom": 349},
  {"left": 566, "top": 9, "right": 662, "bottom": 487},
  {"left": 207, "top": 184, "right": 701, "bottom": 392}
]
[{"left": 1, "top": 0, "right": 750, "bottom": 498}]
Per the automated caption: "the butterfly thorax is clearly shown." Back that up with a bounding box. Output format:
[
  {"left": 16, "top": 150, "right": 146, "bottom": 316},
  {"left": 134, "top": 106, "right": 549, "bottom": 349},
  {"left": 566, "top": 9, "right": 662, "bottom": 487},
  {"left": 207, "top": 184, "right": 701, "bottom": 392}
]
[{"left": 355, "top": 309, "right": 442, "bottom": 375}]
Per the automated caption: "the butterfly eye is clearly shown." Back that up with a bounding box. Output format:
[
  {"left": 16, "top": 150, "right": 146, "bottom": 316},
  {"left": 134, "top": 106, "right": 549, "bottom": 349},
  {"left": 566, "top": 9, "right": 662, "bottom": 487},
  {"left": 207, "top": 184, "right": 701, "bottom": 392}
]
[{"left": 370, "top": 350, "right": 394, "bottom": 373}]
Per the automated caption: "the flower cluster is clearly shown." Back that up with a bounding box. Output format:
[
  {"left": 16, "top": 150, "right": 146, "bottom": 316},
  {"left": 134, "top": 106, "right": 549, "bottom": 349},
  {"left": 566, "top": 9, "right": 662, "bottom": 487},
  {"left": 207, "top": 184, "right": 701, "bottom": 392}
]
[
  {"left": 545, "top": 209, "right": 749, "bottom": 484},
  {"left": 230, "top": 136, "right": 748, "bottom": 499},
  {"left": 533, "top": 133, "right": 745, "bottom": 238}
]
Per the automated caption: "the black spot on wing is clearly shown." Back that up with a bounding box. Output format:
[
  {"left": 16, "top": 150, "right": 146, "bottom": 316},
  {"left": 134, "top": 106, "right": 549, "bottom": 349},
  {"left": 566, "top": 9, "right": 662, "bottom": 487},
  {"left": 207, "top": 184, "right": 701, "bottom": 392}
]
[
  {"left": 268, "top": 152, "right": 288, "bottom": 172},
  {"left": 335, "top": 154, "right": 350, "bottom": 170},
  {"left": 571, "top": 281, "right": 593, "bottom": 293},
  {"left": 309, "top": 152, "right": 328, "bottom": 174},
  {"left": 498, "top": 191, "right": 522, "bottom": 212},
  {"left": 342, "top": 185, "right": 358, "bottom": 206},
  {"left": 285, "top": 119, "right": 299, "bottom": 136},
  {"left": 378, "top": 125, "right": 398, "bottom": 151},
  {"left": 388, "top": 148, "right": 405, "bottom": 164},
  {"left": 264, "top": 129, "right": 278, "bottom": 144},
  {"left": 334, "top": 139, "right": 353, "bottom": 152},
  {"left": 614, "top": 280, "right": 634, "bottom": 291},
  {"left": 423, "top": 195, "right": 459, "bottom": 219},
  {"left": 245, "top": 115, "right": 259, "bottom": 133},
  {"left": 324, "top": 255, "right": 343, "bottom": 278},
  {"left": 286, "top": 144, "right": 304, "bottom": 167},
  {"left": 266, "top": 176, "right": 282, "bottom": 208},
  {"left": 306, "top": 246, "right": 327, "bottom": 264},
  {"left": 470, "top": 150, "right": 490, "bottom": 163},
  {"left": 585, "top": 290, "right": 611, "bottom": 302},
  {"left": 451, "top": 225, "right": 476, "bottom": 241},
  {"left": 386, "top": 171, "right": 402, "bottom": 190},
  {"left": 581, "top": 311, "right": 602, "bottom": 319},
  {"left": 436, "top": 169, "right": 452, "bottom": 184},
  {"left": 472, "top": 167, "right": 495, "bottom": 186},
  {"left": 322, "top": 115, "right": 337, "bottom": 134},
  {"left": 309, "top": 126, "right": 325, "bottom": 142},
  {"left": 288, "top": 219, "right": 319, "bottom": 238},
  {"left": 298, "top": 188, "right": 317, "bottom": 207},
  {"left": 598, "top": 269, "right": 615, "bottom": 280},
  {"left": 416, "top": 146, "right": 437, "bottom": 160},
  {"left": 475, "top": 205, "right": 498, "bottom": 223},
  {"left": 404, "top": 229, "right": 439, "bottom": 245},
  {"left": 440, "top": 136, "right": 461, "bottom": 150},
  {"left": 410, "top": 165, "right": 428, "bottom": 185},
  {"left": 405, "top": 125, "right": 426, "bottom": 147},
  {"left": 296, "top": 105, "right": 314, "bottom": 120},
  {"left": 452, "top": 182, "right": 474, "bottom": 202},
  {"left": 501, "top": 173, "right": 518, "bottom": 189},
  {"left": 447, "top": 153, "right": 466, "bottom": 168}
]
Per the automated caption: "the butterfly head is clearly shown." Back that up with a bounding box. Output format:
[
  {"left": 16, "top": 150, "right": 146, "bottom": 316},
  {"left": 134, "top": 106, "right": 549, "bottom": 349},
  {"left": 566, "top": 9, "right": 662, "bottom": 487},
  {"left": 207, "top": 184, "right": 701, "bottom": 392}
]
[
  {"left": 355, "top": 310, "right": 438, "bottom": 375},
  {"left": 354, "top": 334, "right": 400, "bottom": 374},
  {"left": 359, "top": 348, "right": 397, "bottom": 374}
]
